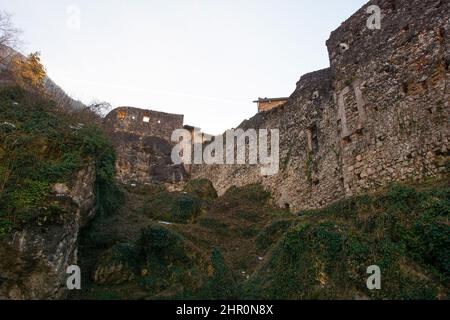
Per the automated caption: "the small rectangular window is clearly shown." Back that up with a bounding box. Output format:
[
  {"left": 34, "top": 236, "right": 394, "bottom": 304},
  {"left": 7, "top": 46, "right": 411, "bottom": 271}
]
[
  {"left": 143, "top": 116, "right": 150, "bottom": 123},
  {"left": 117, "top": 111, "right": 126, "bottom": 120}
]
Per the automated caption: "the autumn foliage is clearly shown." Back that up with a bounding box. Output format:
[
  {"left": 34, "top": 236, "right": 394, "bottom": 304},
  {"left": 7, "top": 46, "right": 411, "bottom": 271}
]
[{"left": 10, "top": 52, "right": 46, "bottom": 91}]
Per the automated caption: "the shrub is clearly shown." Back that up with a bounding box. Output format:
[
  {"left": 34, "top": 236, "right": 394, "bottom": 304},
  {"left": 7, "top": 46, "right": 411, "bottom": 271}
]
[
  {"left": 183, "top": 179, "right": 218, "bottom": 200},
  {"left": 76, "top": 125, "right": 124, "bottom": 215},
  {"left": 256, "top": 219, "right": 294, "bottom": 251},
  {"left": 110, "top": 243, "right": 139, "bottom": 269},
  {"left": 223, "top": 184, "right": 271, "bottom": 207},
  {"left": 137, "top": 225, "right": 188, "bottom": 265},
  {"left": 143, "top": 192, "right": 202, "bottom": 223},
  {"left": 199, "top": 248, "right": 236, "bottom": 299}
]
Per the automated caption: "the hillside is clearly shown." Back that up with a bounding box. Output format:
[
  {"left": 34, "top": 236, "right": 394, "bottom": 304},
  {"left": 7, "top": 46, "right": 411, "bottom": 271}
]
[
  {"left": 0, "top": 45, "right": 85, "bottom": 111},
  {"left": 0, "top": 86, "right": 122, "bottom": 298},
  {"left": 71, "top": 178, "right": 449, "bottom": 300},
  {"left": 0, "top": 0, "right": 449, "bottom": 301}
]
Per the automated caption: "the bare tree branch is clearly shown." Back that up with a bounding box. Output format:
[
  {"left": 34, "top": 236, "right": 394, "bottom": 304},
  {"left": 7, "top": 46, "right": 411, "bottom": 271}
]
[
  {"left": 88, "top": 101, "right": 113, "bottom": 117},
  {"left": 0, "top": 11, "right": 22, "bottom": 65}
]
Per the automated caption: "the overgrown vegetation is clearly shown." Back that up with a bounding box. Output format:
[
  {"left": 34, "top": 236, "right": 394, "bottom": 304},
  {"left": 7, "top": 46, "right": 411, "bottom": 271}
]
[
  {"left": 0, "top": 86, "right": 122, "bottom": 236},
  {"left": 183, "top": 179, "right": 218, "bottom": 200},
  {"left": 221, "top": 183, "right": 272, "bottom": 208},
  {"left": 75, "top": 173, "right": 449, "bottom": 300},
  {"left": 81, "top": 223, "right": 222, "bottom": 299},
  {"left": 10, "top": 52, "right": 46, "bottom": 91},
  {"left": 243, "top": 182, "right": 450, "bottom": 300},
  {"left": 142, "top": 191, "right": 203, "bottom": 224},
  {"left": 197, "top": 248, "right": 237, "bottom": 299}
]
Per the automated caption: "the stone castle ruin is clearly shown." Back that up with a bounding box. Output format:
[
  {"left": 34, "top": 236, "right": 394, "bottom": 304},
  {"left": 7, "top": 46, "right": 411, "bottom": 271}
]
[
  {"left": 254, "top": 97, "right": 289, "bottom": 113},
  {"left": 191, "top": 0, "right": 450, "bottom": 211},
  {"left": 105, "top": 0, "right": 449, "bottom": 211},
  {"left": 103, "top": 107, "right": 187, "bottom": 184},
  {"left": 104, "top": 107, "right": 184, "bottom": 141}
]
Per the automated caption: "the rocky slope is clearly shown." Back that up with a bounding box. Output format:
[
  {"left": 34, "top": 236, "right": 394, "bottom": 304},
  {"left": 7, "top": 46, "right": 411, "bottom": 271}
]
[
  {"left": 0, "top": 86, "right": 121, "bottom": 299},
  {"left": 72, "top": 177, "right": 449, "bottom": 300}
]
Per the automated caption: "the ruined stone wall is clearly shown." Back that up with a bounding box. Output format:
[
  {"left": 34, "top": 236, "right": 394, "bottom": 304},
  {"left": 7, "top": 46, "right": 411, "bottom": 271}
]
[
  {"left": 191, "top": 0, "right": 449, "bottom": 211},
  {"left": 104, "top": 107, "right": 187, "bottom": 185},
  {"left": 257, "top": 100, "right": 288, "bottom": 113},
  {"left": 192, "top": 69, "right": 346, "bottom": 210},
  {"left": 104, "top": 107, "right": 184, "bottom": 142},
  {"left": 327, "top": 0, "right": 449, "bottom": 196}
]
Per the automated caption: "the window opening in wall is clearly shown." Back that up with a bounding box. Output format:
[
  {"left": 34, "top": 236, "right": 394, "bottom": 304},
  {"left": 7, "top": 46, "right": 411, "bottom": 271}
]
[
  {"left": 117, "top": 111, "right": 126, "bottom": 121},
  {"left": 308, "top": 123, "right": 319, "bottom": 153},
  {"left": 143, "top": 116, "right": 150, "bottom": 123}
]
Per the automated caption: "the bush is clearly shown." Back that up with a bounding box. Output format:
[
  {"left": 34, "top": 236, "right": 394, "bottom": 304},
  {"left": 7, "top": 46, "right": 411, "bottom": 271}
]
[
  {"left": 183, "top": 179, "right": 218, "bottom": 200},
  {"left": 77, "top": 125, "right": 124, "bottom": 215},
  {"left": 223, "top": 184, "right": 271, "bottom": 208},
  {"left": 199, "top": 248, "right": 236, "bottom": 299},
  {"left": 135, "top": 225, "right": 206, "bottom": 297},
  {"left": 256, "top": 219, "right": 294, "bottom": 251},
  {"left": 137, "top": 225, "right": 188, "bottom": 265},
  {"left": 143, "top": 192, "right": 202, "bottom": 223},
  {"left": 110, "top": 243, "right": 139, "bottom": 270}
]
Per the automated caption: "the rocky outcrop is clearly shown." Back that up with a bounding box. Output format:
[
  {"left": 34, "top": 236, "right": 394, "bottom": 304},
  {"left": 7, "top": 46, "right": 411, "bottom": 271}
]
[
  {"left": 107, "top": 131, "right": 187, "bottom": 185},
  {"left": 0, "top": 165, "right": 96, "bottom": 299}
]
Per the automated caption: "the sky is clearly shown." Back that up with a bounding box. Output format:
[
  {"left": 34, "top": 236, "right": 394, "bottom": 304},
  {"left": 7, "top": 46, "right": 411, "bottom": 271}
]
[{"left": 0, "top": 0, "right": 368, "bottom": 134}]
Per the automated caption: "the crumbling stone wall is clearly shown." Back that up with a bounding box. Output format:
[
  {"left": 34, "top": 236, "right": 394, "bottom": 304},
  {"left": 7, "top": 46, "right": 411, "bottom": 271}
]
[
  {"left": 104, "top": 107, "right": 184, "bottom": 142},
  {"left": 327, "top": 0, "right": 449, "bottom": 196},
  {"left": 256, "top": 99, "right": 288, "bottom": 113},
  {"left": 192, "top": 0, "right": 449, "bottom": 211},
  {"left": 104, "top": 107, "right": 187, "bottom": 185}
]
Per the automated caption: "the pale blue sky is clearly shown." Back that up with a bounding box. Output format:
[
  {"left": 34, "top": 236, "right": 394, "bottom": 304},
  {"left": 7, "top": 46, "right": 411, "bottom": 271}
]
[{"left": 1, "top": 0, "right": 368, "bottom": 134}]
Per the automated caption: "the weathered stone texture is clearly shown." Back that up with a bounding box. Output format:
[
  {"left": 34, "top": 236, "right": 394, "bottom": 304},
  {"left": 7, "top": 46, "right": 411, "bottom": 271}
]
[
  {"left": 192, "top": 0, "right": 449, "bottom": 211},
  {"left": 104, "top": 107, "right": 187, "bottom": 185},
  {"left": 327, "top": 0, "right": 449, "bottom": 196},
  {"left": 256, "top": 98, "right": 289, "bottom": 113},
  {"left": 0, "top": 166, "right": 96, "bottom": 299},
  {"left": 104, "top": 107, "right": 183, "bottom": 142}
]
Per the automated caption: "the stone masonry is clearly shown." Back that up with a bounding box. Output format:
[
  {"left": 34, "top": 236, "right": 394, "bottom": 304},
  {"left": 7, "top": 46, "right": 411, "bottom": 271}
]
[
  {"left": 104, "top": 107, "right": 183, "bottom": 141},
  {"left": 104, "top": 107, "right": 187, "bottom": 184},
  {"left": 191, "top": 0, "right": 450, "bottom": 212}
]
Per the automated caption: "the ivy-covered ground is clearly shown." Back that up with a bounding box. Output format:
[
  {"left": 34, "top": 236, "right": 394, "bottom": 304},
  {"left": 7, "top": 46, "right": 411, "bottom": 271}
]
[
  {"left": 0, "top": 86, "right": 122, "bottom": 237},
  {"left": 75, "top": 177, "right": 449, "bottom": 300}
]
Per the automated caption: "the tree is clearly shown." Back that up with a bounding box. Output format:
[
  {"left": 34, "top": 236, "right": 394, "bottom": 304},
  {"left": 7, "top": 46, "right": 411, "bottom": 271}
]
[
  {"left": 67, "top": 101, "right": 113, "bottom": 126},
  {"left": 0, "top": 11, "right": 21, "bottom": 63},
  {"left": 88, "top": 101, "right": 113, "bottom": 117},
  {"left": 10, "top": 52, "right": 47, "bottom": 91}
]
